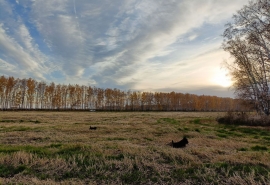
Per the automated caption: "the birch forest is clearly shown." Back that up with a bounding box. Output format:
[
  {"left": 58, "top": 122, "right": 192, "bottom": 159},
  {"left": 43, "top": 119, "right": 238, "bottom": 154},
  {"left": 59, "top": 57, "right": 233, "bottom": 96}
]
[{"left": 0, "top": 76, "right": 248, "bottom": 111}]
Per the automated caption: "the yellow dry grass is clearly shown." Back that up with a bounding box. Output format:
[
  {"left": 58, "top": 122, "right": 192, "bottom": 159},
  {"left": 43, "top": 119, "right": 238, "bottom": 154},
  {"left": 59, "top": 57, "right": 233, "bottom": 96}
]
[{"left": 0, "top": 111, "right": 269, "bottom": 184}]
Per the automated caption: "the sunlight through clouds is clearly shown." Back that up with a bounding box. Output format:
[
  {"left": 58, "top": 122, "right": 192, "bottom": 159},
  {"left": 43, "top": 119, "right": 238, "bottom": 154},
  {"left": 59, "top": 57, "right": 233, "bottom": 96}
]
[{"left": 211, "top": 68, "right": 232, "bottom": 88}]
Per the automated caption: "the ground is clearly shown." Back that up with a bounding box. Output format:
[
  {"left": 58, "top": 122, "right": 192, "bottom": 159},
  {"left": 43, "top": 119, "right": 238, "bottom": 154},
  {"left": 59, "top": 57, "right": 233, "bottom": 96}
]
[{"left": 0, "top": 111, "right": 269, "bottom": 184}]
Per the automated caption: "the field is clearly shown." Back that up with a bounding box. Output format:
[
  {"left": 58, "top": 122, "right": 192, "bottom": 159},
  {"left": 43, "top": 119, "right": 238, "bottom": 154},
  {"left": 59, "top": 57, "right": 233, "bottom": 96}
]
[{"left": 0, "top": 111, "right": 269, "bottom": 184}]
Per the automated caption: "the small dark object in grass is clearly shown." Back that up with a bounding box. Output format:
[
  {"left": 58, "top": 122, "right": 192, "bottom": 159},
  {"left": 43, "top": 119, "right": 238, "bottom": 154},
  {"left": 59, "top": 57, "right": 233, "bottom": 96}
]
[
  {"left": 172, "top": 137, "right": 188, "bottom": 148},
  {"left": 34, "top": 120, "right": 41, "bottom": 124},
  {"left": 89, "top": 126, "right": 97, "bottom": 130}
]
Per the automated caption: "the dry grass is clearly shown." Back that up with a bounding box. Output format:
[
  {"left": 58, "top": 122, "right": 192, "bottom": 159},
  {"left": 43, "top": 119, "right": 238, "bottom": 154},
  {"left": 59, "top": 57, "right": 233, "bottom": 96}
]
[{"left": 0, "top": 111, "right": 269, "bottom": 184}]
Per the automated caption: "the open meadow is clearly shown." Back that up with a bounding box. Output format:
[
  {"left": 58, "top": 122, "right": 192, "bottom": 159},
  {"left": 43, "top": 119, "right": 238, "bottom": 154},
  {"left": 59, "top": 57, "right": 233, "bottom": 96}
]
[{"left": 0, "top": 111, "right": 269, "bottom": 184}]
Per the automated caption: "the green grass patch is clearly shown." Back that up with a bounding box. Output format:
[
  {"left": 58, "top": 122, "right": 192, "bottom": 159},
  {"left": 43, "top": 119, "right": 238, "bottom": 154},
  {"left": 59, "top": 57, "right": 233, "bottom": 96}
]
[
  {"left": 121, "top": 164, "right": 144, "bottom": 184},
  {"left": 0, "top": 120, "right": 16, "bottom": 123},
  {"left": 192, "top": 119, "right": 201, "bottom": 124},
  {"left": 106, "top": 137, "right": 127, "bottom": 141},
  {"left": 158, "top": 118, "right": 178, "bottom": 124},
  {"left": 30, "top": 120, "right": 41, "bottom": 124},
  {"left": 0, "top": 164, "right": 27, "bottom": 177},
  {"left": 254, "top": 135, "right": 260, "bottom": 139},
  {"left": 216, "top": 133, "right": 228, "bottom": 138},
  {"left": 49, "top": 143, "right": 63, "bottom": 148},
  {"left": 0, "top": 145, "right": 51, "bottom": 156},
  {"left": 260, "top": 131, "right": 270, "bottom": 136},
  {"left": 14, "top": 126, "right": 33, "bottom": 131},
  {"left": 172, "top": 167, "right": 198, "bottom": 182},
  {"left": 263, "top": 136, "right": 270, "bottom": 141},
  {"left": 216, "top": 129, "right": 234, "bottom": 137},
  {"left": 106, "top": 153, "right": 124, "bottom": 161},
  {"left": 189, "top": 118, "right": 213, "bottom": 126},
  {"left": 215, "top": 127, "right": 252, "bottom": 138},
  {"left": 57, "top": 145, "right": 83, "bottom": 155},
  {"left": 204, "top": 162, "right": 269, "bottom": 179},
  {"left": 235, "top": 127, "right": 270, "bottom": 137},
  {"left": 0, "top": 126, "right": 43, "bottom": 132},
  {"left": 237, "top": 147, "right": 248, "bottom": 151},
  {"left": 251, "top": 145, "right": 268, "bottom": 151},
  {"left": 144, "top": 137, "right": 153, "bottom": 141},
  {"left": 177, "top": 126, "right": 191, "bottom": 132},
  {"left": 56, "top": 144, "right": 90, "bottom": 156},
  {"left": 0, "top": 144, "right": 96, "bottom": 160},
  {"left": 1, "top": 119, "right": 41, "bottom": 124}
]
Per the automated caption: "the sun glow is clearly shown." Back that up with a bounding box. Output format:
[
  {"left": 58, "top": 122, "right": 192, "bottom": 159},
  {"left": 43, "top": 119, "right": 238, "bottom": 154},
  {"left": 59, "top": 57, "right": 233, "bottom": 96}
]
[{"left": 212, "top": 69, "right": 232, "bottom": 87}]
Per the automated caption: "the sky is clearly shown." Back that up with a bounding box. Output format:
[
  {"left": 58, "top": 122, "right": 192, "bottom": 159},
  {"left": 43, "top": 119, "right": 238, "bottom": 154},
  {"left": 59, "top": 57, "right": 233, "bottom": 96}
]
[{"left": 0, "top": 0, "right": 249, "bottom": 97}]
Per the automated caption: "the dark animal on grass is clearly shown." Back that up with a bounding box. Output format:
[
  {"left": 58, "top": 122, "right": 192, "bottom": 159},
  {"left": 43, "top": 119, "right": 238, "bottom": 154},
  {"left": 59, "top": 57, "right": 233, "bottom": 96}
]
[
  {"left": 89, "top": 126, "right": 97, "bottom": 130},
  {"left": 172, "top": 137, "right": 188, "bottom": 148}
]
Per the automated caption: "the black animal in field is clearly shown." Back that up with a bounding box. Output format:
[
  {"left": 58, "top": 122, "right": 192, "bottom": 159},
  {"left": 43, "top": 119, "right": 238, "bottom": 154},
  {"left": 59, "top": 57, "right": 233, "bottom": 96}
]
[
  {"left": 89, "top": 126, "right": 97, "bottom": 130},
  {"left": 172, "top": 137, "right": 188, "bottom": 148}
]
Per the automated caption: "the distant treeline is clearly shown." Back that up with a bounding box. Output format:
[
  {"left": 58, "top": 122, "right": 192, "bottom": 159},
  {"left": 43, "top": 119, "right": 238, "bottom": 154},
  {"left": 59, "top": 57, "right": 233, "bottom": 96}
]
[{"left": 0, "top": 76, "right": 249, "bottom": 111}]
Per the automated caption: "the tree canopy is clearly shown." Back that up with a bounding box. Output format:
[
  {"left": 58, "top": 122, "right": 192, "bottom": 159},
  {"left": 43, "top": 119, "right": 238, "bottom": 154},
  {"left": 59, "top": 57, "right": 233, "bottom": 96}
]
[{"left": 223, "top": 0, "right": 270, "bottom": 115}]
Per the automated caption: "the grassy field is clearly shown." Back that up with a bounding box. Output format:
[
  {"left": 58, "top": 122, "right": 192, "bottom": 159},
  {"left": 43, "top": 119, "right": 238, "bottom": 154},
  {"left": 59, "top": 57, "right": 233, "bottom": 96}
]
[{"left": 0, "top": 111, "right": 269, "bottom": 184}]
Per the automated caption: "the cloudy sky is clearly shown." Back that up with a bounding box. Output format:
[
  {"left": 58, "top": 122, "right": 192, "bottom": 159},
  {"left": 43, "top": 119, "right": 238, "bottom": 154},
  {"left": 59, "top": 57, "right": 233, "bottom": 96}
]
[{"left": 0, "top": 0, "right": 248, "bottom": 97}]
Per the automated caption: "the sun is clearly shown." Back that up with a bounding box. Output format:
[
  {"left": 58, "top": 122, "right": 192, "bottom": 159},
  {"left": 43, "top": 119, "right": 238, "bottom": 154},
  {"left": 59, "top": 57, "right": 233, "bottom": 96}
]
[{"left": 212, "top": 69, "right": 232, "bottom": 87}]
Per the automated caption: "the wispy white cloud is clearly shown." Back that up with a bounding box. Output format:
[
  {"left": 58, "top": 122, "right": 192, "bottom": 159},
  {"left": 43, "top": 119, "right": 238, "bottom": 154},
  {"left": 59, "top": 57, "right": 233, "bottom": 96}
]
[
  {"left": 0, "top": 58, "right": 17, "bottom": 75},
  {"left": 0, "top": 0, "right": 248, "bottom": 97},
  {"left": 0, "top": 22, "right": 49, "bottom": 80},
  {"left": 188, "top": 34, "right": 198, "bottom": 41},
  {"left": 87, "top": 0, "right": 246, "bottom": 90}
]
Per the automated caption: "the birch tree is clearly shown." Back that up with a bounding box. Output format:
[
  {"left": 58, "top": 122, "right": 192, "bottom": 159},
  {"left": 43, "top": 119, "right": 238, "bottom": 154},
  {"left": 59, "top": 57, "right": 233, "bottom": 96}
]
[{"left": 223, "top": 0, "right": 270, "bottom": 115}]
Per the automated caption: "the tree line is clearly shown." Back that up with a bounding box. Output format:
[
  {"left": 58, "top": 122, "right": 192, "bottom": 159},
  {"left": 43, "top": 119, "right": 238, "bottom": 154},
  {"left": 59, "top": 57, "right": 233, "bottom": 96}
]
[{"left": 0, "top": 76, "right": 249, "bottom": 111}]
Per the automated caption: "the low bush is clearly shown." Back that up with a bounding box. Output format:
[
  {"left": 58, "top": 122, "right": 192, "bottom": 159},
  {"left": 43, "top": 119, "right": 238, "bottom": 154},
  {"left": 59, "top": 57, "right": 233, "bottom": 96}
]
[{"left": 217, "top": 111, "right": 270, "bottom": 126}]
